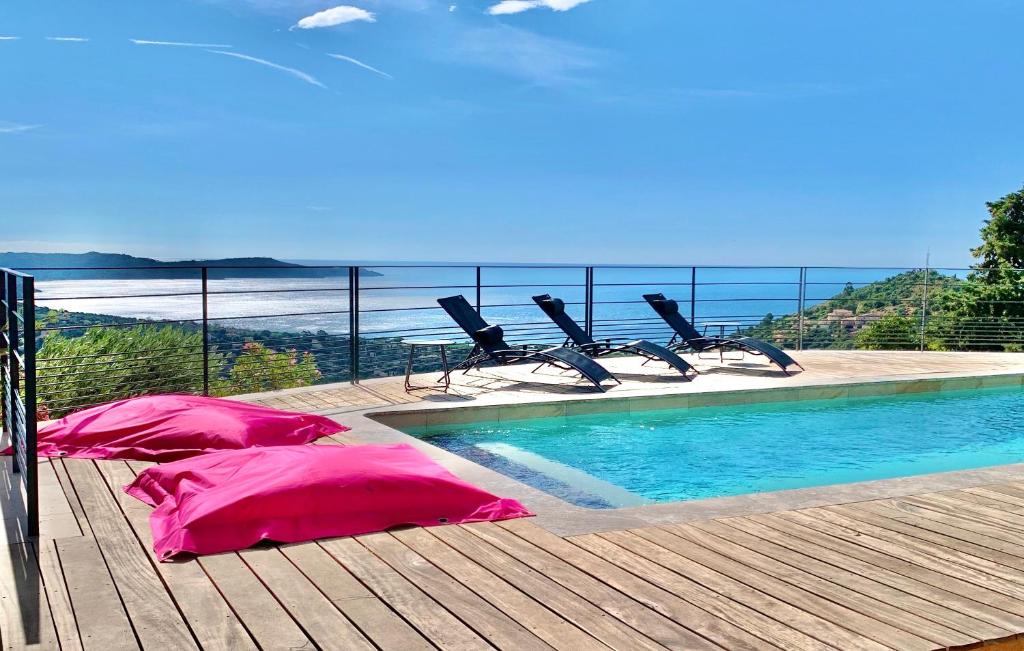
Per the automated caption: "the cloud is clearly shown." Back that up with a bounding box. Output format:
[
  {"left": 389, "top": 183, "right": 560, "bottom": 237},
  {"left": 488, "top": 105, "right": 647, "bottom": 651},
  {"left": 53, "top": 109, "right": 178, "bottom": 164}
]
[
  {"left": 447, "top": 24, "right": 599, "bottom": 85},
  {"left": 292, "top": 5, "right": 376, "bottom": 30},
  {"left": 0, "top": 122, "right": 42, "bottom": 134},
  {"left": 45, "top": 36, "right": 89, "bottom": 42},
  {"left": 0, "top": 36, "right": 19, "bottom": 41},
  {"left": 131, "top": 39, "right": 233, "bottom": 48},
  {"left": 326, "top": 53, "right": 392, "bottom": 79},
  {"left": 488, "top": 0, "right": 590, "bottom": 15},
  {"left": 206, "top": 50, "right": 326, "bottom": 88}
]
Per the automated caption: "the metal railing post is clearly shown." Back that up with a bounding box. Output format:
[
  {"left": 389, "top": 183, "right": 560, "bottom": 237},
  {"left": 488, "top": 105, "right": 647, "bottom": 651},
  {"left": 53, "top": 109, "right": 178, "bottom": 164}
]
[
  {"left": 690, "top": 267, "right": 697, "bottom": 324},
  {"left": 920, "top": 261, "right": 930, "bottom": 352},
  {"left": 349, "top": 266, "right": 360, "bottom": 383},
  {"left": 585, "top": 267, "right": 595, "bottom": 337},
  {"left": 22, "top": 275, "right": 38, "bottom": 538},
  {"left": 201, "top": 267, "right": 209, "bottom": 395},
  {"left": 475, "top": 266, "right": 482, "bottom": 314},
  {"left": 6, "top": 273, "right": 20, "bottom": 462},
  {"left": 797, "top": 267, "right": 807, "bottom": 351},
  {"left": 0, "top": 272, "right": 7, "bottom": 449}
]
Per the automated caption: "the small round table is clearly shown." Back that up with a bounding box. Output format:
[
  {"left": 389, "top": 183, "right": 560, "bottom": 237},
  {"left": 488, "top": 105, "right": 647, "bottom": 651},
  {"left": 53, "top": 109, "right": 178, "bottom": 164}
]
[
  {"left": 700, "top": 321, "right": 742, "bottom": 362},
  {"left": 401, "top": 338, "right": 455, "bottom": 392}
]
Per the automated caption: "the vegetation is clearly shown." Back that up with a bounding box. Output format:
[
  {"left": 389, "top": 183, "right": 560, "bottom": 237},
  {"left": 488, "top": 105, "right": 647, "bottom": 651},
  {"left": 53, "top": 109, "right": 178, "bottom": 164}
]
[
  {"left": 35, "top": 325, "right": 327, "bottom": 417},
  {"left": 854, "top": 315, "right": 920, "bottom": 350},
  {"left": 36, "top": 326, "right": 212, "bottom": 417},
  {"left": 221, "top": 342, "right": 320, "bottom": 395}
]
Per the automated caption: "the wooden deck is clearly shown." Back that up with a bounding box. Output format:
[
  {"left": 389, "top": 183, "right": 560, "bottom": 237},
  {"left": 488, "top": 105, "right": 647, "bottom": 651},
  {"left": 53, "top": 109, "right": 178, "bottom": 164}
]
[
  {"left": 7, "top": 351, "right": 1024, "bottom": 650},
  {"left": 7, "top": 454, "right": 1024, "bottom": 649}
]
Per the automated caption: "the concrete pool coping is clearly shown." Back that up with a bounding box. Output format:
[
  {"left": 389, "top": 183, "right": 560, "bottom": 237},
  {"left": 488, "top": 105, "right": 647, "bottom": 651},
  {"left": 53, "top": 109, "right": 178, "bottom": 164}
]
[{"left": 337, "top": 367, "right": 1024, "bottom": 536}]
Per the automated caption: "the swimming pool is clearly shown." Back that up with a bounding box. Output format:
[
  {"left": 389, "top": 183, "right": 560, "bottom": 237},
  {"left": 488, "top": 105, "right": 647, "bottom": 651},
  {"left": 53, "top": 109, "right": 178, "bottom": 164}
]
[{"left": 407, "top": 385, "right": 1024, "bottom": 508}]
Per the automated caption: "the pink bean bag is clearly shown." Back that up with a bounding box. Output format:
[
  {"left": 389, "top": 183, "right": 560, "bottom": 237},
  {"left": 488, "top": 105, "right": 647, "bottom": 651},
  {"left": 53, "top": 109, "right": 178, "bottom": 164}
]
[
  {"left": 126, "top": 444, "right": 533, "bottom": 560},
  {"left": 29, "top": 394, "right": 346, "bottom": 461}
]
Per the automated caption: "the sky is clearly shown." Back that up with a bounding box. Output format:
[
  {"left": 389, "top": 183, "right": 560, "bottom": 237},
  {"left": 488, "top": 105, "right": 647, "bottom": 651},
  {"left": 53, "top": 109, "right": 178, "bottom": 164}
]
[{"left": 1, "top": 0, "right": 1023, "bottom": 267}]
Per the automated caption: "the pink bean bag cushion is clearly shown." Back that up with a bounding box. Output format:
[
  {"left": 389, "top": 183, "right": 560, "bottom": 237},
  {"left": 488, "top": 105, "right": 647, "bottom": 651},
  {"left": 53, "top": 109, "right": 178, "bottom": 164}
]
[
  {"left": 125, "top": 444, "right": 533, "bottom": 560},
  {"left": 30, "top": 394, "right": 346, "bottom": 461}
]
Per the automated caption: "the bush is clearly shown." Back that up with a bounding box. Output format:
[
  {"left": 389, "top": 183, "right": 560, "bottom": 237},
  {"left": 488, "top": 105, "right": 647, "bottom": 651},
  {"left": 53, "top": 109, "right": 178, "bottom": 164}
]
[
  {"left": 854, "top": 315, "right": 920, "bottom": 350},
  {"left": 37, "top": 326, "right": 213, "bottom": 417},
  {"left": 36, "top": 327, "right": 322, "bottom": 417},
  {"left": 216, "top": 342, "right": 321, "bottom": 395}
]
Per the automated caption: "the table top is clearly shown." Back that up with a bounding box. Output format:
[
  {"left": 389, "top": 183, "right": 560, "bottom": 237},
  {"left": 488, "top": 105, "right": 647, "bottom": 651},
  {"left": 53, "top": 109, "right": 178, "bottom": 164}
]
[{"left": 400, "top": 338, "right": 456, "bottom": 346}]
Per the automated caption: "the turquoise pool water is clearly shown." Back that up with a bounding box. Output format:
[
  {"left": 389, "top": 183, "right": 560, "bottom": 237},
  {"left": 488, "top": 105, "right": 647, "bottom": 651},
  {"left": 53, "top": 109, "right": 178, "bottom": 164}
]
[{"left": 408, "top": 386, "right": 1024, "bottom": 508}]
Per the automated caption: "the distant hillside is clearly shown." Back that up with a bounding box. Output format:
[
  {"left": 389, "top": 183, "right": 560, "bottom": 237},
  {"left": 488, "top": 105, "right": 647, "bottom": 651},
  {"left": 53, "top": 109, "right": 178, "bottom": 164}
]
[
  {"left": 0, "top": 252, "right": 381, "bottom": 280},
  {"left": 743, "top": 270, "right": 963, "bottom": 349}
]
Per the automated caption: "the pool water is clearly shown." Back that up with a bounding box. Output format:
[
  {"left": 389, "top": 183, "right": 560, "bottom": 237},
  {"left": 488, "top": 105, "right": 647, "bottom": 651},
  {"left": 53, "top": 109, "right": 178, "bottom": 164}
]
[{"left": 408, "top": 386, "right": 1024, "bottom": 508}]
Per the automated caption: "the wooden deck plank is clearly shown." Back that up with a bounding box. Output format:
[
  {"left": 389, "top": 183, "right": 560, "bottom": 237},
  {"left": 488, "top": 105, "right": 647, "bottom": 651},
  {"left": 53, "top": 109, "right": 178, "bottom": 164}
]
[
  {"left": 639, "top": 524, "right": 941, "bottom": 650},
  {"left": 197, "top": 552, "right": 313, "bottom": 650},
  {"left": 359, "top": 530, "right": 555, "bottom": 650},
  {"left": 497, "top": 519, "right": 767, "bottom": 651},
  {"left": 459, "top": 521, "right": 721, "bottom": 651},
  {"left": 568, "top": 532, "right": 828, "bottom": 651},
  {"left": 319, "top": 535, "right": 491, "bottom": 651},
  {"left": 280, "top": 542, "right": 434, "bottom": 651},
  {"left": 746, "top": 513, "right": 1024, "bottom": 633},
  {"left": 596, "top": 529, "right": 891, "bottom": 651},
  {"left": 239, "top": 547, "right": 376, "bottom": 651},
  {"left": 61, "top": 459, "right": 199, "bottom": 650},
  {"left": 836, "top": 502, "right": 1024, "bottom": 571},
  {"left": 902, "top": 494, "right": 1024, "bottom": 533},
  {"left": 722, "top": 516, "right": 1011, "bottom": 640},
  {"left": 429, "top": 523, "right": 668, "bottom": 651},
  {"left": 55, "top": 536, "right": 139, "bottom": 651},
  {"left": 35, "top": 539, "right": 84, "bottom": 651},
  {"left": 49, "top": 457, "right": 88, "bottom": 536},
  {"left": 0, "top": 541, "right": 60, "bottom": 651},
  {"left": 94, "top": 461, "right": 258, "bottom": 651},
  {"left": 871, "top": 498, "right": 1024, "bottom": 551},
  {"left": 681, "top": 519, "right": 979, "bottom": 648},
  {"left": 981, "top": 483, "right": 1024, "bottom": 502},
  {"left": 778, "top": 510, "right": 1024, "bottom": 605},
  {"left": 805, "top": 506, "right": 1024, "bottom": 591},
  {"left": 963, "top": 486, "right": 1024, "bottom": 509}
]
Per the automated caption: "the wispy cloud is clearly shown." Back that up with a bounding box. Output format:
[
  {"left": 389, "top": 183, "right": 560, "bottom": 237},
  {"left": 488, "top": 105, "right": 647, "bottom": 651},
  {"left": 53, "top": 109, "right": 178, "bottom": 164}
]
[
  {"left": 447, "top": 24, "right": 599, "bottom": 86},
  {"left": 0, "top": 122, "right": 42, "bottom": 134},
  {"left": 207, "top": 50, "right": 326, "bottom": 88},
  {"left": 0, "top": 36, "right": 19, "bottom": 41},
  {"left": 488, "top": 0, "right": 591, "bottom": 15},
  {"left": 131, "top": 39, "right": 233, "bottom": 48},
  {"left": 292, "top": 5, "right": 376, "bottom": 30},
  {"left": 45, "top": 36, "right": 89, "bottom": 42},
  {"left": 326, "top": 53, "right": 392, "bottom": 79}
]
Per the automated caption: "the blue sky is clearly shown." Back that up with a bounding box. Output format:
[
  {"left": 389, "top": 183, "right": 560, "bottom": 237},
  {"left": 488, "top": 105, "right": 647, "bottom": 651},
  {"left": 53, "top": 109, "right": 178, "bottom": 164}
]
[{"left": 1, "top": 0, "right": 1022, "bottom": 266}]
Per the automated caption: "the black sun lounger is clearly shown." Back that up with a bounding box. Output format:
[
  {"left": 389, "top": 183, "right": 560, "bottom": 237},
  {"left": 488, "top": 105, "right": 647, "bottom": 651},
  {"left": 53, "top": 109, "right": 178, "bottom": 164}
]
[
  {"left": 437, "top": 295, "right": 620, "bottom": 392},
  {"left": 532, "top": 294, "right": 696, "bottom": 379},
  {"left": 643, "top": 293, "right": 804, "bottom": 375}
]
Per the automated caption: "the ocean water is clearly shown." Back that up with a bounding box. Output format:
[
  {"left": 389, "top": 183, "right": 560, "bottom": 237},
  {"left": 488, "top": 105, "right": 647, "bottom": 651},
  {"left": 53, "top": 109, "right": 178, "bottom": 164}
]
[
  {"left": 409, "top": 386, "right": 1024, "bottom": 508},
  {"left": 32, "top": 265, "right": 900, "bottom": 341}
]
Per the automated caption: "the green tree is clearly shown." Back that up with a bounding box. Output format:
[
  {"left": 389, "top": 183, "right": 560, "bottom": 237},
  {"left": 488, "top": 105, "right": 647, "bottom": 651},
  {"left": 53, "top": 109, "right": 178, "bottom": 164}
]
[
  {"left": 931, "top": 185, "right": 1024, "bottom": 350},
  {"left": 218, "top": 341, "right": 321, "bottom": 395},
  {"left": 854, "top": 315, "right": 919, "bottom": 350}
]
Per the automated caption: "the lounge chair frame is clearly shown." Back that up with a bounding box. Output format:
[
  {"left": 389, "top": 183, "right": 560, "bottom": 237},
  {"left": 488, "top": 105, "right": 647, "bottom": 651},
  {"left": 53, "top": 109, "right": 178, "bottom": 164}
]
[
  {"left": 437, "top": 295, "right": 620, "bottom": 392},
  {"left": 531, "top": 294, "right": 696, "bottom": 380},
  {"left": 643, "top": 293, "right": 805, "bottom": 375}
]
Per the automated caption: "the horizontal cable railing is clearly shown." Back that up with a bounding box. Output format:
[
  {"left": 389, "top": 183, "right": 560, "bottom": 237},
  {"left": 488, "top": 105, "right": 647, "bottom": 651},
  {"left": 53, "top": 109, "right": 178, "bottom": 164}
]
[{"left": 6, "top": 263, "right": 1021, "bottom": 420}]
